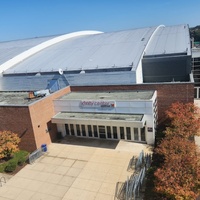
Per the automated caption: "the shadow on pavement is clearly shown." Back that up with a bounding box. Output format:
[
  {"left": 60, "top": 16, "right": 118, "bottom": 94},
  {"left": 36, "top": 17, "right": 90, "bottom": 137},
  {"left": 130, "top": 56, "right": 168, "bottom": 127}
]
[{"left": 54, "top": 136, "right": 120, "bottom": 149}]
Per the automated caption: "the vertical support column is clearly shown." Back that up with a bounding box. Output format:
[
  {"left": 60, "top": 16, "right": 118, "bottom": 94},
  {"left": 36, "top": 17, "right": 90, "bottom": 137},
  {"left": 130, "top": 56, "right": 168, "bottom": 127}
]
[
  {"left": 131, "top": 127, "right": 134, "bottom": 141},
  {"left": 85, "top": 124, "right": 89, "bottom": 137},
  {"left": 124, "top": 126, "right": 127, "bottom": 140},
  {"left": 117, "top": 127, "right": 120, "bottom": 140},
  {"left": 105, "top": 126, "right": 107, "bottom": 139},
  {"left": 138, "top": 128, "right": 141, "bottom": 141},
  {"left": 91, "top": 125, "right": 94, "bottom": 138},
  {"left": 74, "top": 124, "right": 77, "bottom": 136}
]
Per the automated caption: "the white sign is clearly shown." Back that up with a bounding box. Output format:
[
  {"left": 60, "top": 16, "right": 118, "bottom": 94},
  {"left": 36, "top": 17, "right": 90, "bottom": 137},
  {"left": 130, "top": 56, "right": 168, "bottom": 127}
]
[{"left": 80, "top": 100, "right": 115, "bottom": 108}]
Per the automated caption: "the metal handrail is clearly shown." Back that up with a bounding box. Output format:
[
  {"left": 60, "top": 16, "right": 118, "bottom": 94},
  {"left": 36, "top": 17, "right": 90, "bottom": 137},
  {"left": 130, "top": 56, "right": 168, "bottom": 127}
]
[{"left": 0, "top": 176, "right": 6, "bottom": 187}]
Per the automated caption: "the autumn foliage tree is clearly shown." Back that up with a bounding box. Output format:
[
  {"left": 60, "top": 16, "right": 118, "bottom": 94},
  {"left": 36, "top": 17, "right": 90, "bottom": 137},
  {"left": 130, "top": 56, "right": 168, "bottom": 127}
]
[
  {"left": 165, "top": 102, "right": 200, "bottom": 139},
  {"left": 0, "top": 130, "right": 21, "bottom": 159},
  {"left": 154, "top": 102, "right": 200, "bottom": 200}
]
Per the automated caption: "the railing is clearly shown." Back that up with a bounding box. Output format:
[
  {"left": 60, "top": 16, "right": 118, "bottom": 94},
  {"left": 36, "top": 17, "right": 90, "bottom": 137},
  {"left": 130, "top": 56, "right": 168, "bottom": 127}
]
[
  {"left": 115, "top": 150, "right": 152, "bottom": 200},
  {"left": 0, "top": 176, "right": 6, "bottom": 187},
  {"left": 195, "top": 87, "right": 200, "bottom": 99},
  {"left": 29, "top": 145, "right": 47, "bottom": 164}
]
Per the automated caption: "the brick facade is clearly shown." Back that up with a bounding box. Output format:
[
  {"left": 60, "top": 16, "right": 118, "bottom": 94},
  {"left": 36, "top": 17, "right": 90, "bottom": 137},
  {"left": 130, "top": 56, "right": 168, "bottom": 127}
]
[
  {"left": 0, "top": 86, "right": 71, "bottom": 152},
  {"left": 0, "top": 83, "right": 194, "bottom": 152},
  {"left": 28, "top": 86, "right": 71, "bottom": 150},
  {"left": 0, "top": 106, "right": 36, "bottom": 151}
]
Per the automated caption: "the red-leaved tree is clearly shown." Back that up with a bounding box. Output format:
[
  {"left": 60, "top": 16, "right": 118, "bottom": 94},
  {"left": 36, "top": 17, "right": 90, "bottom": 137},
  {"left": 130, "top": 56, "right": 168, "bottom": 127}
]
[
  {"left": 155, "top": 136, "right": 200, "bottom": 199},
  {"left": 165, "top": 102, "right": 200, "bottom": 139},
  {"left": 154, "top": 102, "right": 200, "bottom": 199}
]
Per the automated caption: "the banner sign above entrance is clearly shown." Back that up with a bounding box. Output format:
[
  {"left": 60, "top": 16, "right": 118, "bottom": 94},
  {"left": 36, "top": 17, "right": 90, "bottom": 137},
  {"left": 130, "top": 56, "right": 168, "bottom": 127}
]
[{"left": 80, "top": 100, "right": 115, "bottom": 108}]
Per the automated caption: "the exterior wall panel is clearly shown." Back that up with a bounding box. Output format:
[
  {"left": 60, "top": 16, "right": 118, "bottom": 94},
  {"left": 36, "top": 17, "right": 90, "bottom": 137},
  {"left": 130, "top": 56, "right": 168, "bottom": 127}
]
[{"left": 70, "top": 82, "right": 194, "bottom": 124}]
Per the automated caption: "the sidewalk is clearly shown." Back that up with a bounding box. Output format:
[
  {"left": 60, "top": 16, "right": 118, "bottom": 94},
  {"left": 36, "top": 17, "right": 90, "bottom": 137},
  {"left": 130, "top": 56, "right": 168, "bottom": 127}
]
[
  {"left": 0, "top": 173, "right": 13, "bottom": 187},
  {"left": 0, "top": 138, "right": 152, "bottom": 200}
]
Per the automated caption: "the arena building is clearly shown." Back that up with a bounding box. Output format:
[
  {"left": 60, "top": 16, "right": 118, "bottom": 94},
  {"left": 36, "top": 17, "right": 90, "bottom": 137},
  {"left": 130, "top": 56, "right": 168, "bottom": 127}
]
[{"left": 0, "top": 24, "right": 194, "bottom": 151}]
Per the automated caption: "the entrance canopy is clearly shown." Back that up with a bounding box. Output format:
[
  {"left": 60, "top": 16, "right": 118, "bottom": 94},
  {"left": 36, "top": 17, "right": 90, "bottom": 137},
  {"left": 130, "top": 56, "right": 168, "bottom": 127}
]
[{"left": 52, "top": 112, "right": 145, "bottom": 127}]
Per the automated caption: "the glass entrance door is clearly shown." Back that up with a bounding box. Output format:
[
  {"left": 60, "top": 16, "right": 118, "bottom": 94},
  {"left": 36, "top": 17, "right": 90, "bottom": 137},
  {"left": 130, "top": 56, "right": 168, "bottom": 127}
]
[{"left": 99, "top": 126, "right": 106, "bottom": 139}]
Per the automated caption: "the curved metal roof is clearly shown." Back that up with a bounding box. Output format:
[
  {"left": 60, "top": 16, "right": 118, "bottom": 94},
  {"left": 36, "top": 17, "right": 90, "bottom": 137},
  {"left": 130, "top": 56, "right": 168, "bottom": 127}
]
[
  {"left": 1, "top": 27, "right": 156, "bottom": 75},
  {"left": 0, "top": 36, "right": 57, "bottom": 66},
  {"left": 144, "top": 24, "right": 191, "bottom": 56},
  {"left": 0, "top": 24, "right": 191, "bottom": 89}
]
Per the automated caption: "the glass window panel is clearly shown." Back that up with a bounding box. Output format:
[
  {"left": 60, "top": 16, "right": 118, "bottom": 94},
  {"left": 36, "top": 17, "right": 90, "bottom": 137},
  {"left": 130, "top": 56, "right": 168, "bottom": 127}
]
[
  {"left": 99, "top": 126, "right": 105, "bottom": 134},
  {"left": 134, "top": 128, "right": 139, "bottom": 141},
  {"left": 65, "top": 124, "right": 70, "bottom": 135},
  {"left": 70, "top": 124, "right": 74, "bottom": 135},
  {"left": 81, "top": 125, "right": 86, "bottom": 136},
  {"left": 76, "top": 124, "right": 81, "bottom": 136},
  {"left": 113, "top": 126, "right": 118, "bottom": 139},
  {"left": 141, "top": 127, "right": 146, "bottom": 141},
  {"left": 88, "top": 125, "right": 92, "bottom": 137},
  {"left": 126, "top": 127, "right": 131, "bottom": 140},
  {"left": 120, "top": 127, "right": 125, "bottom": 139},
  {"left": 107, "top": 126, "right": 111, "bottom": 138},
  {"left": 93, "top": 125, "right": 98, "bottom": 137}
]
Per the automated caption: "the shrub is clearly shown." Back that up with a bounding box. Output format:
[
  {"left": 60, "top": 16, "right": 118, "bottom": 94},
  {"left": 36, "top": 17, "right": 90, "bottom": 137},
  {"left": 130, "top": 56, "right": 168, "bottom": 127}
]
[
  {"left": 0, "top": 130, "right": 20, "bottom": 159},
  {"left": 0, "top": 162, "right": 8, "bottom": 173},
  {"left": 5, "top": 159, "right": 17, "bottom": 172},
  {"left": 14, "top": 150, "right": 29, "bottom": 166},
  {"left": 17, "top": 157, "right": 27, "bottom": 166}
]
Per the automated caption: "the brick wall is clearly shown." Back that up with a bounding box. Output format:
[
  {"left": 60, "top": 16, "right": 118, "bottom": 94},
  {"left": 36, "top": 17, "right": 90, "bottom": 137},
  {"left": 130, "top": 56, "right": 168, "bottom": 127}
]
[
  {"left": 0, "top": 86, "right": 71, "bottom": 152},
  {"left": 28, "top": 86, "right": 71, "bottom": 149},
  {"left": 0, "top": 82, "right": 193, "bottom": 151},
  {"left": 0, "top": 106, "right": 36, "bottom": 152},
  {"left": 71, "top": 82, "right": 194, "bottom": 124}
]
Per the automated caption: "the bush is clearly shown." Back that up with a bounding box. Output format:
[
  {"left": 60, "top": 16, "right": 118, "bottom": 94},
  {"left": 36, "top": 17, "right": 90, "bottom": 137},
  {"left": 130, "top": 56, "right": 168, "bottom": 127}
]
[
  {"left": 5, "top": 159, "right": 17, "bottom": 172},
  {"left": 17, "top": 157, "right": 27, "bottom": 166},
  {"left": 0, "top": 162, "right": 8, "bottom": 173},
  {"left": 14, "top": 150, "right": 29, "bottom": 166},
  {"left": 0, "top": 130, "right": 20, "bottom": 159},
  {"left": 0, "top": 150, "right": 29, "bottom": 173}
]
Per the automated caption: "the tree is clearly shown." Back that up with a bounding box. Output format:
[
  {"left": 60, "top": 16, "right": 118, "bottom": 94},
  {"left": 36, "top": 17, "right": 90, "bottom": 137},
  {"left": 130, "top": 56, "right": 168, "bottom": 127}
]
[
  {"left": 155, "top": 136, "right": 200, "bottom": 200},
  {"left": 0, "top": 130, "right": 21, "bottom": 159},
  {"left": 165, "top": 102, "right": 200, "bottom": 139},
  {"left": 154, "top": 102, "right": 200, "bottom": 199}
]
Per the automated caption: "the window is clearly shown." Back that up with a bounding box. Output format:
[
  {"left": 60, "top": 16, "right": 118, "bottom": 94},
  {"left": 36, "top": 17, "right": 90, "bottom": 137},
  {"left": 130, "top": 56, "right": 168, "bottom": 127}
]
[
  {"left": 141, "top": 127, "right": 146, "bottom": 141},
  {"left": 81, "top": 125, "right": 86, "bottom": 136},
  {"left": 107, "top": 126, "right": 112, "bottom": 138},
  {"left": 65, "top": 124, "right": 70, "bottom": 135},
  {"left": 93, "top": 125, "right": 98, "bottom": 137},
  {"left": 126, "top": 127, "right": 131, "bottom": 140},
  {"left": 120, "top": 127, "right": 125, "bottom": 139},
  {"left": 113, "top": 126, "right": 118, "bottom": 139},
  {"left": 70, "top": 124, "right": 74, "bottom": 135},
  {"left": 99, "top": 126, "right": 106, "bottom": 139},
  {"left": 76, "top": 124, "right": 81, "bottom": 136},
  {"left": 88, "top": 125, "right": 92, "bottom": 137},
  {"left": 99, "top": 126, "right": 105, "bottom": 133},
  {"left": 134, "top": 128, "right": 139, "bottom": 141}
]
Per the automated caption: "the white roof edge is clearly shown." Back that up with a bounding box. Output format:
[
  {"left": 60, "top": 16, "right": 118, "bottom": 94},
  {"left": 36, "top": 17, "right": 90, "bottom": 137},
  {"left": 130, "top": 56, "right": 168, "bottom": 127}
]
[
  {"left": 132, "top": 25, "right": 165, "bottom": 72},
  {"left": 142, "top": 25, "right": 165, "bottom": 56},
  {"left": 0, "top": 30, "right": 103, "bottom": 74}
]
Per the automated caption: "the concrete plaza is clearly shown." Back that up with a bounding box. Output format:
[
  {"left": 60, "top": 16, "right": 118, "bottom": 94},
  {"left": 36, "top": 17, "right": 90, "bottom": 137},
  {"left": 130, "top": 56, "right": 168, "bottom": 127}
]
[{"left": 0, "top": 137, "right": 152, "bottom": 200}]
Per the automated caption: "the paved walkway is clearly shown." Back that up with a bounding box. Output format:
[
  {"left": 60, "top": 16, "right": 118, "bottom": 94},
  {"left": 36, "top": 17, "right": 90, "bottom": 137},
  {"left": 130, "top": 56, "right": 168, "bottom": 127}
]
[{"left": 0, "top": 137, "right": 152, "bottom": 200}]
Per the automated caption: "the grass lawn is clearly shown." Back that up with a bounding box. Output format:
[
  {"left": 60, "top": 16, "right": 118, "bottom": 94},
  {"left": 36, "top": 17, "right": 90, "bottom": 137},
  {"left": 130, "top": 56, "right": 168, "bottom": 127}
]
[{"left": 0, "top": 150, "right": 29, "bottom": 174}]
